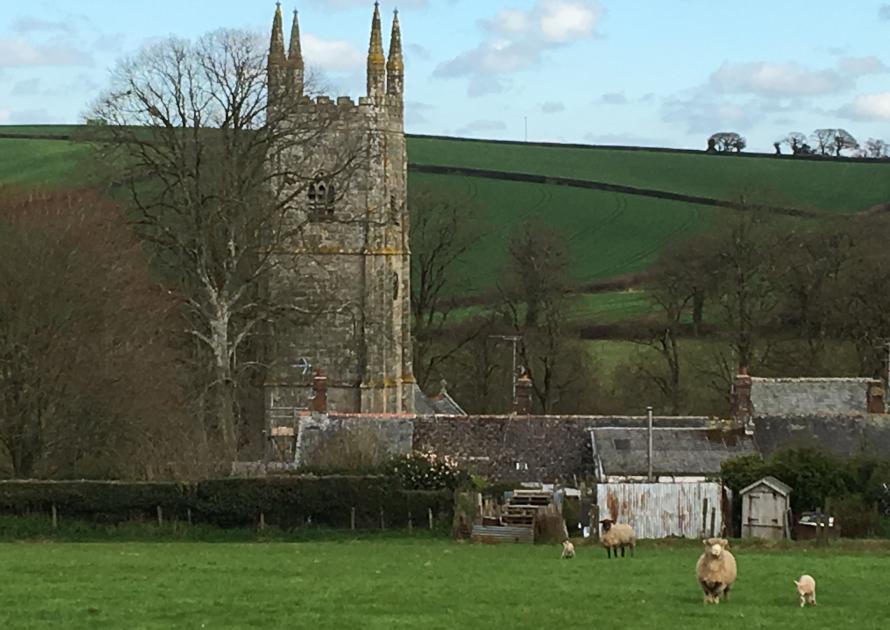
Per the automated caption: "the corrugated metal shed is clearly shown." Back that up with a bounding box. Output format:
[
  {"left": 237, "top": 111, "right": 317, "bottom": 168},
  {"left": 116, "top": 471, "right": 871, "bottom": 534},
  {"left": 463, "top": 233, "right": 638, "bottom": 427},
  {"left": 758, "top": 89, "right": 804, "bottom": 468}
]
[{"left": 597, "top": 482, "right": 724, "bottom": 539}]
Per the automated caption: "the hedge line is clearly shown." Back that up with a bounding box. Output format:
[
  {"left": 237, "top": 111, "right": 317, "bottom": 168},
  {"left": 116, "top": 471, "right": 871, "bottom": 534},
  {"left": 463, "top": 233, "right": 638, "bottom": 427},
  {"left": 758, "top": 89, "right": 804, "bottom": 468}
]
[{"left": 0, "top": 477, "right": 453, "bottom": 530}]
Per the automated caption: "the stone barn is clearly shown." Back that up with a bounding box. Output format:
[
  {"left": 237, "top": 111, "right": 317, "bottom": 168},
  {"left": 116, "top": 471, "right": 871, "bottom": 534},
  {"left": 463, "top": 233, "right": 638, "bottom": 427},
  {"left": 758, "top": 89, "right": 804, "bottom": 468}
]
[{"left": 740, "top": 476, "right": 792, "bottom": 540}]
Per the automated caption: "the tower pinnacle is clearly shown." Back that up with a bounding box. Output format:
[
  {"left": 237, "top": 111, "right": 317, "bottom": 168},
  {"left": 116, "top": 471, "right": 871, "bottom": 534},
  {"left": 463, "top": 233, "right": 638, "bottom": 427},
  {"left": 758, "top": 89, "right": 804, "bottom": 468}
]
[
  {"left": 268, "top": 3, "right": 287, "bottom": 102},
  {"left": 287, "top": 9, "right": 304, "bottom": 96},
  {"left": 367, "top": 2, "right": 386, "bottom": 100},
  {"left": 386, "top": 9, "right": 404, "bottom": 98}
]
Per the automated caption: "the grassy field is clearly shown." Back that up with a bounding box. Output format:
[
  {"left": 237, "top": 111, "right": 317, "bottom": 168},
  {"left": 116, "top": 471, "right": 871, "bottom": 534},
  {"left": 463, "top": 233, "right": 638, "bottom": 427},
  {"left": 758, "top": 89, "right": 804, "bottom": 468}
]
[
  {"left": 0, "top": 538, "right": 887, "bottom": 629},
  {"left": 3, "top": 127, "right": 887, "bottom": 296},
  {"left": 410, "top": 136, "right": 890, "bottom": 213}
]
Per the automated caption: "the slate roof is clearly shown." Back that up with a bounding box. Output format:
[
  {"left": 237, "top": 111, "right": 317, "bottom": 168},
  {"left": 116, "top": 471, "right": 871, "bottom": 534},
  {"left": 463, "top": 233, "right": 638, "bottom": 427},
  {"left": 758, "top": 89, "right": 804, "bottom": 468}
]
[
  {"left": 413, "top": 384, "right": 466, "bottom": 416},
  {"left": 590, "top": 427, "right": 756, "bottom": 478}
]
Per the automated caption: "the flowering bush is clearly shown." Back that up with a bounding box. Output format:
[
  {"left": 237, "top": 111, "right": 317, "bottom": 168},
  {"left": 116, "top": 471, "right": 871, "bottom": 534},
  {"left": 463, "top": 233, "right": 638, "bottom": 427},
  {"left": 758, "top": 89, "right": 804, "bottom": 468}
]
[{"left": 385, "top": 450, "right": 470, "bottom": 491}]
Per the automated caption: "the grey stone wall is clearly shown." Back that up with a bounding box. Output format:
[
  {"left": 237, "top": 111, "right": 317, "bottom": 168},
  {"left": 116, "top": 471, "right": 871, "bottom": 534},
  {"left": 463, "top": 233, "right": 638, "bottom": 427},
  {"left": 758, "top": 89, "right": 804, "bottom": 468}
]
[
  {"left": 750, "top": 378, "right": 874, "bottom": 416},
  {"left": 266, "top": 94, "right": 413, "bottom": 416}
]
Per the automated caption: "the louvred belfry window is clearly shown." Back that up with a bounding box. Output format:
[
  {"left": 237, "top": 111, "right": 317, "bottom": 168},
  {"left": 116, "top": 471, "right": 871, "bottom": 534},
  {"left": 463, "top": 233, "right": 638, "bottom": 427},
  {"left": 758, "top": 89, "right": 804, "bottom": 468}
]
[{"left": 308, "top": 173, "right": 335, "bottom": 218}]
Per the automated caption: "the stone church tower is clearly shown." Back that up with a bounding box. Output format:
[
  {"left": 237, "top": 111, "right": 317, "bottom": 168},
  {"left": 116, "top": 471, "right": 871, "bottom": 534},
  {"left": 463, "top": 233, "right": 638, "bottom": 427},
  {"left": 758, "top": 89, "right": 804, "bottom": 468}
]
[{"left": 264, "top": 3, "right": 415, "bottom": 418}]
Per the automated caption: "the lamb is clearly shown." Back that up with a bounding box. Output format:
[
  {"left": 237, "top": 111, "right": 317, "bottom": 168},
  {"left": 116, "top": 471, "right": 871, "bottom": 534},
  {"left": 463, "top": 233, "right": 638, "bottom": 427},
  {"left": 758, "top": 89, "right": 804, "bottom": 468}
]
[
  {"left": 561, "top": 540, "right": 575, "bottom": 559},
  {"left": 599, "top": 518, "right": 636, "bottom": 558},
  {"left": 794, "top": 575, "right": 816, "bottom": 607},
  {"left": 695, "top": 537, "right": 737, "bottom": 604}
]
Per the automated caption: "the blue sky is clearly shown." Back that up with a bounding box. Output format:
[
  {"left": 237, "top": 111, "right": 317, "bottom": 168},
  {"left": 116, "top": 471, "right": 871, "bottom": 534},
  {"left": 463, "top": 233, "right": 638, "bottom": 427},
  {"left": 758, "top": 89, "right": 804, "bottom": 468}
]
[{"left": 1, "top": 0, "right": 888, "bottom": 151}]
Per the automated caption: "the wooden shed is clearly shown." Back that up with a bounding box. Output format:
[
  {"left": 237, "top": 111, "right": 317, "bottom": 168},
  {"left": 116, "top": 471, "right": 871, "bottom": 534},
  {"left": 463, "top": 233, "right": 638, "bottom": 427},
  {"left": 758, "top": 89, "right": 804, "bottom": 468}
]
[{"left": 740, "top": 476, "right": 792, "bottom": 540}]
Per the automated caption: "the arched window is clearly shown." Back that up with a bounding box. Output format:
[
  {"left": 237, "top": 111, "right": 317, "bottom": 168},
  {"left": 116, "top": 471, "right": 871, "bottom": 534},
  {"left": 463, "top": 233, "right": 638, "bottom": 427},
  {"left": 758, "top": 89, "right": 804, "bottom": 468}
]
[{"left": 308, "top": 172, "right": 335, "bottom": 218}]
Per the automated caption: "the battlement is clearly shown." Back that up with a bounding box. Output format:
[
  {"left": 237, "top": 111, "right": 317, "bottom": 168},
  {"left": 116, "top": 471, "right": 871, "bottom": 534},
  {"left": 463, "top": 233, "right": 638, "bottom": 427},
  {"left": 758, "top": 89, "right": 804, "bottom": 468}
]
[{"left": 286, "top": 93, "right": 403, "bottom": 121}]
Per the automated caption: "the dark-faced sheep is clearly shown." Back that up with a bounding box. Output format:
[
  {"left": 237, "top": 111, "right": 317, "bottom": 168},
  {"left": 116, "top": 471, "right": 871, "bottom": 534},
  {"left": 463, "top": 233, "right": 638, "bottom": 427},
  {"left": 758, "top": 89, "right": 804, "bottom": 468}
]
[
  {"left": 600, "top": 519, "right": 635, "bottom": 558},
  {"left": 696, "top": 538, "right": 737, "bottom": 604}
]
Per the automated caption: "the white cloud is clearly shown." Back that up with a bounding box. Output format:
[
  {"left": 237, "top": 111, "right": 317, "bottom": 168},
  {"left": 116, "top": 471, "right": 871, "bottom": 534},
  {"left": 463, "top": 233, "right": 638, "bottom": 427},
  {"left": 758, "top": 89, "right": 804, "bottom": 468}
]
[
  {"left": 541, "top": 101, "right": 565, "bottom": 113},
  {"left": 302, "top": 34, "right": 363, "bottom": 72},
  {"left": 661, "top": 94, "right": 758, "bottom": 134},
  {"left": 435, "top": 1, "right": 601, "bottom": 96},
  {"left": 837, "top": 56, "right": 889, "bottom": 77},
  {"left": 0, "top": 37, "right": 93, "bottom": 67},
  {"left": 880, "top": 5, "right": 890, "bottom": 20},
  {"left": 599, "top": 92, "right": 627, "bottom": 105},
  {"left": 839, "top": 92, "right": 890, "bottom": 121},
  {"left": 709, "top": 61, "right": 849, "bottom": 97}
]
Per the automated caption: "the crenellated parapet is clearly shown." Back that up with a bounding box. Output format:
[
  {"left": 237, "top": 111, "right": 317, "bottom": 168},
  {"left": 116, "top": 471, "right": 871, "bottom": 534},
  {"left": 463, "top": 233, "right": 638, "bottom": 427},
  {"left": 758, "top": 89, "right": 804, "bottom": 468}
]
[{"left": 268, "top": 2, "right": 403, "bottom": 117}]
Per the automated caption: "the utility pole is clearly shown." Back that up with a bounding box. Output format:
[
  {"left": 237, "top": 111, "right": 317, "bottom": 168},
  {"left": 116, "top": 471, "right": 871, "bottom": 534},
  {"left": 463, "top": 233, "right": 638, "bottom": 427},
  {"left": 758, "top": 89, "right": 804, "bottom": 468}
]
[{"left": 490, "top": 334, "right": 522, "bottom": 405}]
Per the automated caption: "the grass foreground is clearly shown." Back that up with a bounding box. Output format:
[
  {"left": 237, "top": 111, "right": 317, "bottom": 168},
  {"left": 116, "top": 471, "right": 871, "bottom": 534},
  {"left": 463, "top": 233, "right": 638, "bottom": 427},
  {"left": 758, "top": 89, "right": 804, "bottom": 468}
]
[{"left": 0, "top": 536, "right": 887, "bottom": 629}]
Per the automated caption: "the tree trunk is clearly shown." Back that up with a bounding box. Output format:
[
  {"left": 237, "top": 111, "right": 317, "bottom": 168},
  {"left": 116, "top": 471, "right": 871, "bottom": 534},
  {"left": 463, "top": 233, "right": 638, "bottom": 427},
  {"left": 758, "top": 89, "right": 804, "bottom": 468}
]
[{"left": 209, "top": 305, "right": 237, "bottom": 458}]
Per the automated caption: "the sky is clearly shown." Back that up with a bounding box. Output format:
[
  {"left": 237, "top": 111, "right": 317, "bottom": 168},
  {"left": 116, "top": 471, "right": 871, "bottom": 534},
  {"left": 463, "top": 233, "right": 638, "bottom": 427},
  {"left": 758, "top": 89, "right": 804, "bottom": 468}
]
[{"left": 1, "top": 0, "right": 889, "bottom": 151}]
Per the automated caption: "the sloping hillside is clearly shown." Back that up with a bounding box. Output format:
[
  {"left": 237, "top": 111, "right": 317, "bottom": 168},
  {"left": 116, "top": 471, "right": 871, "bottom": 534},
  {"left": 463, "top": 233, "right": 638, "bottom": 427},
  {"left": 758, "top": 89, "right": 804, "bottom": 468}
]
[{"left": 2, "top": 126, "right": 887, "bottom": 298}]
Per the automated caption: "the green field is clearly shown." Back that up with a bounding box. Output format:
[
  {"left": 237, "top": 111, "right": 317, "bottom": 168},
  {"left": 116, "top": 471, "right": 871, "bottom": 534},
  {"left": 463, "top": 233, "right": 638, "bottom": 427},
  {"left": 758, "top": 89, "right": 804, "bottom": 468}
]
[
  {"left": 0, "top": 538, "right": 886, "bottom": 629},
  {"left": 2, "top": 126, "right": 888, "bottom": 296},
  {"left": 410, "top": 136, "right": 890, "bottom": 213}
]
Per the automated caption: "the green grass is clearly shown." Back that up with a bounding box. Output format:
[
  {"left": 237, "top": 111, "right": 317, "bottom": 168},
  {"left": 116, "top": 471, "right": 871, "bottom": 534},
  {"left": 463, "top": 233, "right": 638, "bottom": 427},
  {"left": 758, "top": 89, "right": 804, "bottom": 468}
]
[
  {"left": 3, "top": 127, "right": 888, "bottom": 296},
  {"left": 414, "top": 172, "right": 715, "bottom": 293},
  {"left": 410, "top": 136, "right": 890, "bottom": 213},
  {"left": 0, "top": 138, "right": 94, "bottom": 186},
  {"left": 0, "top": 538, "right": 887, "bottom": 629}
]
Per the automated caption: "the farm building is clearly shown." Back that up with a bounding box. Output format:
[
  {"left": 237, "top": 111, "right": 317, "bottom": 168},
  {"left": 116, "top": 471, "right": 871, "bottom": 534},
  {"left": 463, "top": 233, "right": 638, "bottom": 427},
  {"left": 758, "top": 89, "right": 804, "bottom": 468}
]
[
  {"left": 740, "top": 476, "right": 792, "bottom": 540},
  {"left": 589, "top": 426, "right": 756, "bottom": 482}
]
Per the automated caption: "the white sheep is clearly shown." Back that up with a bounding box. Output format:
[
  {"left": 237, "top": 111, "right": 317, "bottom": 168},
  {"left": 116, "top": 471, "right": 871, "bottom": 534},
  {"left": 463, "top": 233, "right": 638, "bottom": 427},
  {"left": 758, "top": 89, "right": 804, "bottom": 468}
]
[
  {"left": 561, "top": 540, "right": 575, "bottom": 559},
  {"left": 599, "top": 518, "right": 636, "bottom": 558},
  {"left": 696, "top": 537, "right": 737, "bottom": 604},
  {"left": 794, "top": 575, "right": 816, "bottom": 607}
]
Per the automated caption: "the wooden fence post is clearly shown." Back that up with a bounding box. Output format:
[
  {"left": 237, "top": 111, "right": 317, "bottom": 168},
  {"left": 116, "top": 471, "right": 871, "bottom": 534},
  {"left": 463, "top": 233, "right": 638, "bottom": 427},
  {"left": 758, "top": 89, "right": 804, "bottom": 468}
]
[
  {"left": 379, "top": 508, "right": 385, "bottom": 530},
  {"left": 408, "top": 512, "right": 413, "bottom": 534},
  {"left": 259, "top": 512, "right": 266, "bottom": 531},
  {"left": 51, "top": 504, "right": 58, "bottom": 529},
  {"left": 701, "top": 498, "right": 709, "bottom": 538},
  {"left": 156, "top": 506, "right": 163, "bottom": 527},
  {"left": 351, "top": 507, "right": 356, "bottom": 531},
  {"left": 428, "top": 508, "right": 433, "bottom": 530},
  {"left": 709, "top": 507, "right": 716, "bottom": 538},
  {"left": 590, "top": 504, "right": 600, "bottom": 541},
  {"left": 187, "top": 508, "right": 193, "bottom": 526}
]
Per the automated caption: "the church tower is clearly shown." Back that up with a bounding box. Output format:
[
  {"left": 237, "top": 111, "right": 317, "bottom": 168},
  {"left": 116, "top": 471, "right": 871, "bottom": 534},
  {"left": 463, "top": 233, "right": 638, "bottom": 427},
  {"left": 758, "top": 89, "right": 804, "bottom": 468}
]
[{"left": 265, "top": 3, "right": 414, "bottom": 417}]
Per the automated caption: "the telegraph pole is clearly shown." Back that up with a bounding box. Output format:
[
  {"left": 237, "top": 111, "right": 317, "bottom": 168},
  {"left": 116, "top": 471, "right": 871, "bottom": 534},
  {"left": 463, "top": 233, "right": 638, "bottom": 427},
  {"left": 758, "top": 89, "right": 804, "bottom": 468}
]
[{"left": 490, "top": 334, "right": 522, "bottom": 405}]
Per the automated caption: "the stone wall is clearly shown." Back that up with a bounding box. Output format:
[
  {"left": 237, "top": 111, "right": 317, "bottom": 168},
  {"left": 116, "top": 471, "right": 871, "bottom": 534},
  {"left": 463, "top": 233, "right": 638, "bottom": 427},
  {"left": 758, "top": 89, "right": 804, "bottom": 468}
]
[{"left": 749, "top": 378, "right": 877, "bottom": 416}]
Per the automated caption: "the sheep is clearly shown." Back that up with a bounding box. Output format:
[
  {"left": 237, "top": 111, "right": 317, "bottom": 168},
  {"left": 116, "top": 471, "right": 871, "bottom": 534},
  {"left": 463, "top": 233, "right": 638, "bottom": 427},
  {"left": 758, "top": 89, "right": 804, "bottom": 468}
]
[
  {"left": 599, "top": 518, "right": 636, "bottom": 558},
  {"left": 561, "top": 540, "right": 575, "bottom": 559},
  {"left": 794, "top": 575, "right": 816, "bottom": 607},
  {"left": 696, "top": 537, "right": 737, "bottom": 604}
]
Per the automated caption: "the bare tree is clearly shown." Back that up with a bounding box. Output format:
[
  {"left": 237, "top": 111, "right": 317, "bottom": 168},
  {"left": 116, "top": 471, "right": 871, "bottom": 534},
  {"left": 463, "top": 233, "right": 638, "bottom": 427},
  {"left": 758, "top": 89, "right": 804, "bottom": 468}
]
[
  {"left": 781, "top": 132, "right": 812, "bottom": 155},
  {"left": 812, "top": 128, "right": 859, "bottom": 156},
  {"left": 499, "top": 220, "right": 595, "bottom": 413},
  {"left": 410, "top": 187, "right": 486, "bottom": 390},
  {"left": 864, "top": 138, "right": 889, "bottom": 159},
  {"left": 708, "top": 132, "right": 747, "bottom": 153},
  {"left": 88, "top": 30, "right": 364, "bottom": 457},
  {"left": 0, "top": 190, "right": 196, "bottom": 479}
]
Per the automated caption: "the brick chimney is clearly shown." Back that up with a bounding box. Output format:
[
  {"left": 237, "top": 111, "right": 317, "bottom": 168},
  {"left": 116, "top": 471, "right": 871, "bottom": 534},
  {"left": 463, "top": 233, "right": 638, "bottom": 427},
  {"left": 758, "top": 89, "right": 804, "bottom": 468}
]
[
  {"left": 732, "top": 366, "right": 753, "bottom": 430},
  {"left": 867, "top": 380, "right": 885, "bottom": 414},
  {"left": 514, "top": 370, "right": 533, "bottom": 415},
  {"left": 310, "top": 369, "right": 328, "bottom": 414}
]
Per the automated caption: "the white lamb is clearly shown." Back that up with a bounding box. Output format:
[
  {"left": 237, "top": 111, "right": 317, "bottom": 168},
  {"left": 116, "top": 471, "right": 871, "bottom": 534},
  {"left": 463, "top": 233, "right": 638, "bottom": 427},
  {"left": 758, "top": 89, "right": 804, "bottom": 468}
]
[
  {"left": 696, "top": 538, "right": 737, "bottom": 604},
  {"left": 599, "top": 518, "right": 636, "bottom": 558},
  {"left": 561, "top": 540, "right": 575, "bottom": 559},
  {"left": 794, "top": 575, "right": 816, "bottom": 607}
]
